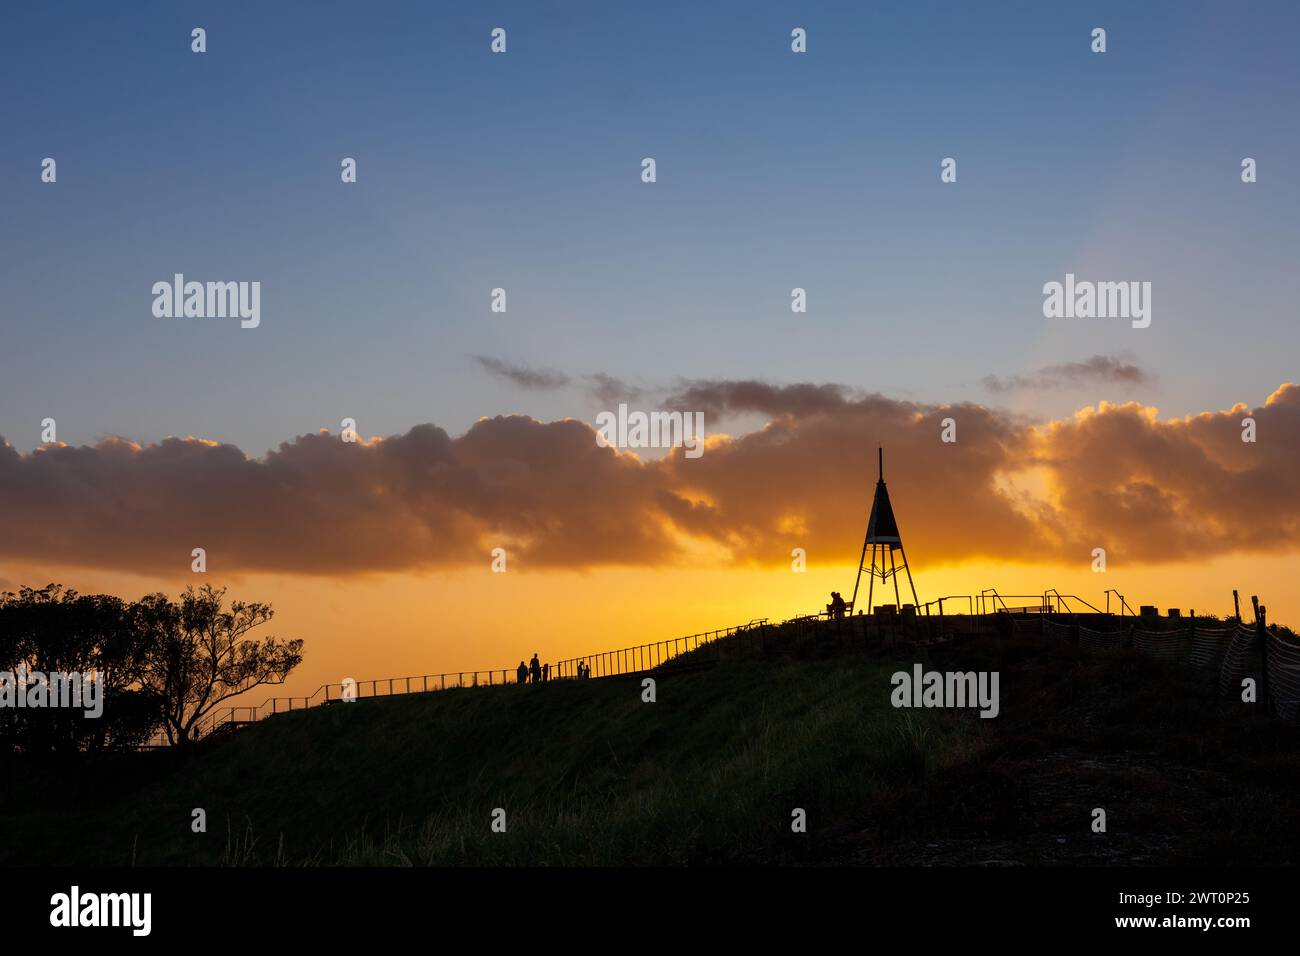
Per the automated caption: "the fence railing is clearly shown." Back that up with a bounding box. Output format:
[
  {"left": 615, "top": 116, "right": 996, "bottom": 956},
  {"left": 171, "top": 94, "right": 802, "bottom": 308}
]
[
  {"left": 975, "top": 590, "right": 1097, "bottom": 615},
  {"left": 547, "top": 619, "right": 771, "bottom": 680},
  {"left": 155, "top": 618, "right": 773, "bottom": 746}
]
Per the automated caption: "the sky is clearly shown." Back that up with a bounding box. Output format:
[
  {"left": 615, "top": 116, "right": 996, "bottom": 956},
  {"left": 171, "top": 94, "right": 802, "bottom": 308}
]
[{"left": 1, "top": 1, "right": 1298, "bottom": 702}]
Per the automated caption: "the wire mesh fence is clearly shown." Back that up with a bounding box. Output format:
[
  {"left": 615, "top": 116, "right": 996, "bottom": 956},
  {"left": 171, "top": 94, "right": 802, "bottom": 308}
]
[
  {"left": 1190, "top": 624, "right": 1234, "bottom": 671},
  {"left": 1078, "top": 623, "right": 1129, "bottom": 652},
  {"left": 1004, "top": 611, "right": 1296, "bottom": 725},
  {"left": 1217, "top": 623, "right": 1264, "bottom": 701},
  {"left": 1266, "top": 630, "right": 1300, "bottom": 725},
  {"left": 1132, "top": 625, "right": 1191, "bottom": 663}
]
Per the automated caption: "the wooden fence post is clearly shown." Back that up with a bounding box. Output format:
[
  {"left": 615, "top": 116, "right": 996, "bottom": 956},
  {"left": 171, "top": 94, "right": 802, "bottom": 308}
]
[{"left": 1253, "top": 596, "right": 1271, "bottom": 716}]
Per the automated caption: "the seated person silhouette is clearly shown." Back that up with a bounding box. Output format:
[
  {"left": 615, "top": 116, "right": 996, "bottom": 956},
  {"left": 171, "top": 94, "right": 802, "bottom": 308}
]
[{"left": 829, "top": 591, "right": 847, "bottom": 620}]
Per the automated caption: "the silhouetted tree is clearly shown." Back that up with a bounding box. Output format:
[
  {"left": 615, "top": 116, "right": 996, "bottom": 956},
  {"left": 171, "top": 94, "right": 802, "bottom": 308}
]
[
  {"left": 136, "top": 585, "right": 303, "bottom": 748},
  {"left": 0, "top": 585, "right": 160, "bottom": 754}
]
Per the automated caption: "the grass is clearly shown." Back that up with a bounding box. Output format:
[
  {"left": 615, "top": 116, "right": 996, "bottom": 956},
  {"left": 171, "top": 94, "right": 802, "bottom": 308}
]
[
  {"left": 866, "top": 630, "right": 1300, "bottom": 865},
  {"left": 2, "top": 623, "right": 1297, "bottom": 866},
  {"left": 1, "top": 653, "right": 971, "bottom": 865}
]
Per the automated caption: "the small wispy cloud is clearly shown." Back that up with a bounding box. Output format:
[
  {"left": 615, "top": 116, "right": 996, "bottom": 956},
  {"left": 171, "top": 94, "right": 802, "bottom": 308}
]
[
  {"left": 664, "top": 380, "right": 857, "bottom": 418},
  {"left": 981, "top": 354, "right": 1151, "bottom": 394},
  {"left": 472, "top": 355, "right": 571, "bottom": 390},
  {"left": 585, "top": 373, "right": 646, "bottom": 406},
  {"left": 473, "top": 356, "right": 649, "bottom": 405}
]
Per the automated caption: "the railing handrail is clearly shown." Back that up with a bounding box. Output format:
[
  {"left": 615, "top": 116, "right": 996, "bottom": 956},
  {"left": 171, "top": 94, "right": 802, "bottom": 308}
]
[{"left": 159, "top": 618, "right": 772, "bottom": 745}]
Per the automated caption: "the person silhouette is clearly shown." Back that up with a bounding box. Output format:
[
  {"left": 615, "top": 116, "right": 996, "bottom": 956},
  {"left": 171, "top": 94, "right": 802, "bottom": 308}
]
[
  {"left": 529, "top": 653, "right": 541, "bottom": 683},
  {"left": 829, "top": 591, "right": 847, "bottom": 620},
  {"left": 542, "top": 662, "right": 550, "bottom": 682},
  {"left": 516, "top": 660, "right": 528, "bottom": 684}
]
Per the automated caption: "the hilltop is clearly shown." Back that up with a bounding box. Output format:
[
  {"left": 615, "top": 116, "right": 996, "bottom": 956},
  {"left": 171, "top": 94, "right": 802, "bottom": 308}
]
[{"left": 2, "top": 623, "right": 1298, "bottom": 866}]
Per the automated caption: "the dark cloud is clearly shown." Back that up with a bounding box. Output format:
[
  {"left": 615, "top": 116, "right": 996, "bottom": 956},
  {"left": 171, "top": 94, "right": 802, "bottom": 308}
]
[
  {"left": 584, "top": 373, "right": 646, "bottom": 407},
  {"left": 0, "top": 421, "right": 677, "bottom": 575},
  {"left": 472, "top": 356, "right": 571, "bottom": 390},
  {"left": 1, "top": 382, "right": 1295, "bottom": 575},
  {"left": 664, "top": 380, "right": 858, "bottom": 419},
  {"left": 982, "top": 354, "right": 1151, "bottom": 393},
  {"left": 472, "top": 357, "right": 647, "bottom": 406}
]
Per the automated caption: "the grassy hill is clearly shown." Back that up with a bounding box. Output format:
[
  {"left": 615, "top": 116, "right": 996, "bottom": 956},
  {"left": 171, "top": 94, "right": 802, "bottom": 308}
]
[{"left": 3, "top": 626, "right": 1298, "bottom": 866}]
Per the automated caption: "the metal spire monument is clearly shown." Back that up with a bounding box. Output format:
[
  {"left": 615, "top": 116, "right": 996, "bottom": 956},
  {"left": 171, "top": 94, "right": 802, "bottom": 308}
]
[{"left": 850, "top": 447, "right": 920, "bottom": 615}]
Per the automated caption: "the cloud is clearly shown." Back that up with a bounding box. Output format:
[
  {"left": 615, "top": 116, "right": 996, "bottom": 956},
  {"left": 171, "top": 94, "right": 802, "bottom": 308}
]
[
  {"left": 585, "top": 373, "right": 646, "bottom": 407},
  {"left": 665, "top": 380, "right": 858, "bottom": 418},
  {"left": 982, "top": 354, "right": 1151, "bottom": 393},
  {"left": 472, "top": 356, "right": 647, "bottom": 406},
  {"left": 0, "top": 421, "right": 679, "bottom": 575},
  {"left": 1025, "top": 384, "right": 1300, "bottom": 562},
  {"left": 0, "top": 382, "right": 1296, "bottom": 576},
  {"left": 472, "top": 356, "right": 570, "bottom": 390}
]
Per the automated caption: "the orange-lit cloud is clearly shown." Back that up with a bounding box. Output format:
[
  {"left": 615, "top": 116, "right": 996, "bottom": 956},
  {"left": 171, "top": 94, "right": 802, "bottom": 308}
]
[{"left": 1, "top": 382, "right": 1296, "bottom": 576}]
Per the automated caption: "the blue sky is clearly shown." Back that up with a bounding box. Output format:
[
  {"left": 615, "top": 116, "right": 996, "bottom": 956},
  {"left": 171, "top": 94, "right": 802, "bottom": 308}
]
[{"left": 3, "top": 0, "right": 1298, "bottom": 455}]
